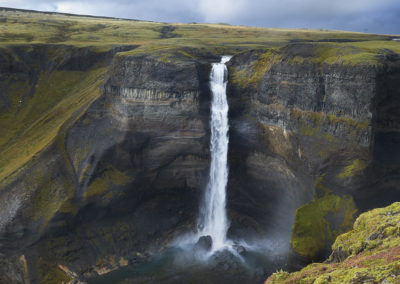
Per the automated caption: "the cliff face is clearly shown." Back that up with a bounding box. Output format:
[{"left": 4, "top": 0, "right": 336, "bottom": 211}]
[
  {"left": 0, "top": 42, "right": 399, "bottom": 283},
  {"left": 0, "top": 47, "right": 213, "bottom": 283},
  {"left": 227, "top": 45, "right": 400, "bottom": 263}
]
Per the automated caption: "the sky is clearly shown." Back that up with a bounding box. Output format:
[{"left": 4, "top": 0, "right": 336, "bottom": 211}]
[{"left": 1, "top": 0, "right": 399, "bottom": 34}]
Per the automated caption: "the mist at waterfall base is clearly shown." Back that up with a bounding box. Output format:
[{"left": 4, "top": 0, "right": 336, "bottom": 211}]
[{"left": 89, "top": 57, "right": 290, "bottom": 283}]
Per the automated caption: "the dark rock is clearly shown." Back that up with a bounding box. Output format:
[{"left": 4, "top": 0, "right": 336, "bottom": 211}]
[
  {"left": 195, "top": 235, "right": 212, "bottom": 251},
  {"left": 232, "top": 244, "right": 246, "bottom": 255},
  {"left": 227, "top": 46, "right": 400, "bottom": 262},
  {"left": 366, "top": 232, "right": 380, "bottom": 241},
  {"left": 254, "top": 267, "right": 264, "bottom": 277}
]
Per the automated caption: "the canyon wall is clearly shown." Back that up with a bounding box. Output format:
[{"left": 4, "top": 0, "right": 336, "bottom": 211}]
[
  {"left": 0, "top": 46, "right": 212, "bottom": 282},
  {"left": 0, "top": 43, "right": 399, "bottom": 282},
  {"left": 227, "top": 44, "right": 400, "bottom": 264}
]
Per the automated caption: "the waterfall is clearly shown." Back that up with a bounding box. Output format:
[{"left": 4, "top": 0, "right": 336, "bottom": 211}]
[{"left": 198, "top": 55, "right": 232, "bottom": 251}]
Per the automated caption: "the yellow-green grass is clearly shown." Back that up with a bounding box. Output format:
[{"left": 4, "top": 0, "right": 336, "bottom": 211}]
[
  {"left": 312, "top": 40, "right": 400, "bottom": 65},
  {"left": 37, "top": 259, "right": 70, "bottom": 284},
  {"left": 0, "top": 8, "right": 398, "bottom": 60},
  {"left": 337, "top": 159, "right": 367, "bottom": 179},
  {"left": 0, "top": 67, "right": 107, "bottom": 183},
  {"left": 231, "top": 49, "right": 281, "bottom": 87},
  {"left": 291, "top": 193, "right": 357, "bottom": 259},
  {"left": 267, "top": 202, "right": 400, "bottom": 283},
  {"left": 84, "top": 165, "right": 133, "bottom": 199},
  {"left": 0, "top": 9, "right": 388, "bottom": 44}
]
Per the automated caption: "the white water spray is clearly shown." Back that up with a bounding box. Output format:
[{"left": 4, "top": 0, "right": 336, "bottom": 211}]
[{"left": 198, "top": 55, "right": 232, "bottom": 251}]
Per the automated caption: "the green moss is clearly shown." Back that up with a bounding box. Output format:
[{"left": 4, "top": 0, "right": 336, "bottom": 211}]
[
  {"left": 333, "top": 202, "right": 400, "bottom": 257},
  {"left": 268, "top": 202, "right": 400, "bottom": 283},
  {"left": 286, "top": 108, "right": 370, "bottom": 148},
  {"left": 300, "top": 126, "right": 319, "bottom": 137},
  {"left": 311, "top": 41, "right": 400, "bottom": 66},
  {"left": 314, "top": 174, "right": 330, "bottom": 197},
  {"left": 0, "top": 67, "right": 106, "bottom": 183},
  {"left": 328, "top": 114, "right": 369, "bottom": 131},
  {"left": 26, "top": 164, "right": 74, "bottom": 226},
  {"left": 231, "top": 49, "right": 281, "bottom": 88},
  {"left": 37, "top": 259, "right": 70, "bottom": 284},
  {"left": 337, "top": 159, "right": 367, "bottom": 179},
  {"left": 58, "top": 199, "right": 77, "bottom": 214},
  {"left": 311, "top": 44, "right": 377, "bottom": 65},
  {"left": 291, "top": 193, "right": 357, "bottom": 258},
  {"left": 84, "top": 165, "right": 133, "bottom": 198}
]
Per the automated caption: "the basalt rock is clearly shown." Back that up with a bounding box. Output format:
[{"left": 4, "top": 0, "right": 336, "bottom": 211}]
[
  {"left": 0, "top": 47, "right": 213, "bottom": 283},
  {"left": 195, "top": 235, "right": 213, "bottom": 251},
  {"left": 0, "top": 42, "right": 399, "bottom": 283},
  {"left": 227, "top": 45, "right": 400, "bottom": 262}
]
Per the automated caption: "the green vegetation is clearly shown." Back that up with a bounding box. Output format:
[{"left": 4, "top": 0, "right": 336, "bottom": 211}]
[
  {"left": 337, "top": 159, "right": 367, "bottom": 179},
  {"left": 291, "top": 193, "right": 357, "bottom": 258},
  {"left": 0, "top": 8, "right": 398, "bottom": 60},
  {"left": 268, "top": 202, "right": 400, "bottom": 283},
  {"left": 29, "top": 168, "right": 74, "bottom": 223},
  {"left": 0, "top": 65, "right": 106, "bottom": 183},
  {"left": 37, "top": 259, "right": 70, "bottom": 284},
  {"left": 232, "top": 49, "right": 281, "bottom": 87},
  {"left": 84, "top": 165, "right": 133, "bottom": 199},
  {"left": 328, "top": 114, "right": 369, "bottom": 131},
  {"left": 253, "top": 107, "right": 368, "bottom": 147},
  {"left": 312, "top": 41, "right": 400, "bottom": 65}
]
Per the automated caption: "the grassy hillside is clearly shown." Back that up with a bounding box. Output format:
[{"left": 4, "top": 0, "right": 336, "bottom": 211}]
[
  {"left": 0, "top": 7, "right": 399, "bottom": 184},
  {"left": 0, "top": 62, "right": 106, "bottom": 182},
  {"left": 267, "top": 202, "right": 400, "bottom": 283},
  {"left": 0, "top": 7, "right": 398, "bottom": 56}
]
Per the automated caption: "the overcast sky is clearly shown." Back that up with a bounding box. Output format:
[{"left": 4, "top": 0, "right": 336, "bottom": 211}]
[{"left": 1, "top": 0, "right": 399, "bottom": 34}]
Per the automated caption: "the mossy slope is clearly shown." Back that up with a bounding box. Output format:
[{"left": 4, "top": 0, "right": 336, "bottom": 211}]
[
  {"left": 0, "top": 46, "right": 107, "bottom": 184},
  {"left": 291, "top": 193, "right": 357, "bottom": 259},
  {"left": 267, "top": 202, "right": 400, "bottom": 283}
]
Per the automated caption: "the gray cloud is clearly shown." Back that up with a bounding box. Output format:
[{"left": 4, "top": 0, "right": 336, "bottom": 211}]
[{"left": 0, "top": 0, "right": 399, "bottom": 34}]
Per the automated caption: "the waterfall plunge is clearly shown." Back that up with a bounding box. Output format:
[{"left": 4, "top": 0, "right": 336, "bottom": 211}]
[{"left": 198, "top": 55, "right": 232, "bottom": 252}]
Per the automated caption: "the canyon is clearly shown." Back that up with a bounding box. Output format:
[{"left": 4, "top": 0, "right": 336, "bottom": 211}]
[{"left": 0, "top": 8, "right": 399, "bottom": 283}]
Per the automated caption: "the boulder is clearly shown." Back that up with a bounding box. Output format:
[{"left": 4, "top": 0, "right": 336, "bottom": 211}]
[{"left": 194, "top": 235, "right": 213, "bottom": 251}]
